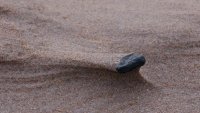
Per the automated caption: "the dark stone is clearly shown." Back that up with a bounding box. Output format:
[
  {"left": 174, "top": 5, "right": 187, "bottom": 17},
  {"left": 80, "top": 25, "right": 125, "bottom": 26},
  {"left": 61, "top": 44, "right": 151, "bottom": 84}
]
[{"left": 116, "top": 53, "right": 146, "bottom": 73}]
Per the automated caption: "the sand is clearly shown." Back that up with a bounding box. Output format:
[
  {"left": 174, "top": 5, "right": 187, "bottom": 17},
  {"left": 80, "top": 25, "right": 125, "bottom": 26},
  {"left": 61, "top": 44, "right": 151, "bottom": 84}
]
[{"left": 0, "top": 0, "right": 200, "bottom": 113}]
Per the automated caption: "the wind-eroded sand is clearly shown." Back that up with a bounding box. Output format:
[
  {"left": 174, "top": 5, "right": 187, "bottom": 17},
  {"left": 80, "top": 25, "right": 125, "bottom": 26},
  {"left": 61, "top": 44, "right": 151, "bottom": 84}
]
[{"left": 0, "top": 0, "right": 200, "bottom": 113}]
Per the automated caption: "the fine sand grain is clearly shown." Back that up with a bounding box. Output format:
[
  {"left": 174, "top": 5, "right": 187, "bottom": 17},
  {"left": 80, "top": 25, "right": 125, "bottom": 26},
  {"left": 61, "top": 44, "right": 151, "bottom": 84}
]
[{"left": 0, "top": 0, "right": 200, "bottom": 113}]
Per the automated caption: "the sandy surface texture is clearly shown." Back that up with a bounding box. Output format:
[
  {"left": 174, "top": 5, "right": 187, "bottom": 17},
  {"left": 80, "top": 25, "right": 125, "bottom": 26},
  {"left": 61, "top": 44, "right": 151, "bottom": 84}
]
[{"left": 0, "top": 0, "right": 200, "bottom": 113}]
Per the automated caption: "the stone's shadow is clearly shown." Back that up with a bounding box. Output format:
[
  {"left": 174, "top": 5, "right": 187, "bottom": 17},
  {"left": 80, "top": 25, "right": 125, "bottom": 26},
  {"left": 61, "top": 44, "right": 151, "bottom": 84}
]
[
  {"left": 111, "top": 68, "right": 153, "bottom": 89},
  {"left": 114, "top": 68, "right": 149, "bottom": 84}
]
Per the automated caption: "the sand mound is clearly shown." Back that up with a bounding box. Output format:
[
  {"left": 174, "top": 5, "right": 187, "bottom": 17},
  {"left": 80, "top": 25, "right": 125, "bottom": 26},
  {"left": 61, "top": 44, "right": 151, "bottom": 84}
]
[{"left": 0, "top": 0, "right": 200, "bottom": 113}]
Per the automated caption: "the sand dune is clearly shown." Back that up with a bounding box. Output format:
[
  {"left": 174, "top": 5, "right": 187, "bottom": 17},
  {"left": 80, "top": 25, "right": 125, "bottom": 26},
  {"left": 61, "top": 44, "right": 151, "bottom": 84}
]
[{"left": 0, "top": 0, "right": 200, "bottom": 113}]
